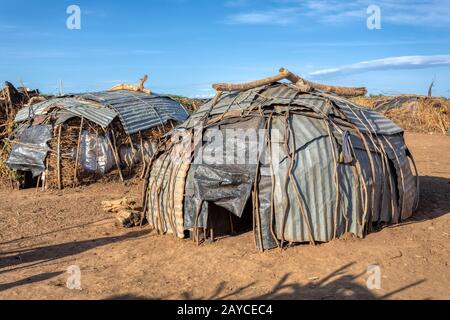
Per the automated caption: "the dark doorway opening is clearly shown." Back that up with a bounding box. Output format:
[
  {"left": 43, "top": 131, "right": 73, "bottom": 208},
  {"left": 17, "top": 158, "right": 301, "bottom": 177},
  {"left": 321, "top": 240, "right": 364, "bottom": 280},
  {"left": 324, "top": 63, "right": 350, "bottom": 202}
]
[
  {"left": 19, "top": 171, "right": 40, "bottom": 189},
  {"left": 205, "top": 197, "right": 254, "bottom": 240}
]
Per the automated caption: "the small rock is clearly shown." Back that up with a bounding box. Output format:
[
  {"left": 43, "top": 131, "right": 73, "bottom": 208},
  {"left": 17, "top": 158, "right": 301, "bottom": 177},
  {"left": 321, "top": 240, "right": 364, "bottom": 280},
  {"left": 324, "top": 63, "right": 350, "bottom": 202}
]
[{"left": 390, "top": 250, "right": 403, "bottom": 259}]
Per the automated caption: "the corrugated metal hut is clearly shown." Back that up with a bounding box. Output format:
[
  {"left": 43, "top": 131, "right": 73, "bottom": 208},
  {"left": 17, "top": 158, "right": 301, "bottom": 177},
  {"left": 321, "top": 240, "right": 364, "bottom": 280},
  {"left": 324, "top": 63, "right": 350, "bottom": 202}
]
[
  {"left": 142, "top": 69, "right": 419, "bottom": 251},
  {"left": 6, "top": 89, "right": 189, "bottom": 189}
]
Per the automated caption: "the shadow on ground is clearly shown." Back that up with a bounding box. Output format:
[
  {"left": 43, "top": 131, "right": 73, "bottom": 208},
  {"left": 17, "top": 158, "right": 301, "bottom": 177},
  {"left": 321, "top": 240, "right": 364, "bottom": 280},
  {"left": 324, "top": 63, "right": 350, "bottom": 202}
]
[
  {"left": 0, "top": 229, "right": 151, "bottom": 274},
  {"left": 0, "top": 271, "right": 64, "bottom": 292},
  {"left": 414, "top": 176, "right": 450, "bottom": 220},
  {"left": 384, "top": 176, "right": 450, "bottom": 232},
  {"left": 0, "top": 218, "right": 112, "bottom": 246},
  {"left": 108, "top": 262, "right": 426, "bottom": 300}
]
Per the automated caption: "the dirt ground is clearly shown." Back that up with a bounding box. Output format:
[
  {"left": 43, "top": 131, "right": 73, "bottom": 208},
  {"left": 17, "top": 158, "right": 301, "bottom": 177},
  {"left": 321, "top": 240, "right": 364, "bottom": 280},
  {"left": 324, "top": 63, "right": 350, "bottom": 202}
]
[{"left": 0, "top": 132, "right": 449, "bottom": 300}]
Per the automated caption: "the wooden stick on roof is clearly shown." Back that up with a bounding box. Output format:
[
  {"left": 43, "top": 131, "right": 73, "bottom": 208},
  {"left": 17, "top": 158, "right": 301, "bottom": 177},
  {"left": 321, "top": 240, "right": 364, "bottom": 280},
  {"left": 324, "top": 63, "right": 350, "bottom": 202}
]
[
  {"left": 111, "top": 74, "right": 151, "bottom": 95},
  {"left": 279, "top": 68, "right": 367, "bottom": 97},
  {"left": 212, "top": 68, "right": 367, "bottom": 98},
  {"left": 212, "top": 71, "right": 289, "bottom": 92}
]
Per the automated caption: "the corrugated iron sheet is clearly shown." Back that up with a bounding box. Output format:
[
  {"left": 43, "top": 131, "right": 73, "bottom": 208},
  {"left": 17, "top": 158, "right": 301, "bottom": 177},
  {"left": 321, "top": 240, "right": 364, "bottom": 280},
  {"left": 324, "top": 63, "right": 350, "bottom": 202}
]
[
  {"left": 333, "top": 100, "right": 403, "bottom": 135},
  {"left": 82, "top": 90, "right": 189, "bottom": 134},
  {"left": 15, "top": 90, "right": 189, "bottom": 134},
  {"left": 180, "top": 83, "right": 403, "bottom": 135},
  {"left": 269, "top": 114, "right": 403, "bottom": 242},
  {"left": 15, "top": 97, "right": 118, "bottom": 128}
]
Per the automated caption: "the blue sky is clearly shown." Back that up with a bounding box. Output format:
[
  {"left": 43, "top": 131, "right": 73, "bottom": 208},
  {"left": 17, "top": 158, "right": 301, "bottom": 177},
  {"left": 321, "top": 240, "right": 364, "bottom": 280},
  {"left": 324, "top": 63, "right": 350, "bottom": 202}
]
[{"left": 1, "top": 0, "right": 450, "bottom": 97}]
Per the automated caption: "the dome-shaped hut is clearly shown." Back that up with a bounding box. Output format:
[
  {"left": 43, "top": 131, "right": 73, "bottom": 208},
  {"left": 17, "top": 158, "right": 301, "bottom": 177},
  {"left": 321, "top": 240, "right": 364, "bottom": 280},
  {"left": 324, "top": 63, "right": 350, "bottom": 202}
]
[
  {"left": 143, "top": 69, "right": 419, "bottom": 251},
  {"left": 6, "top": 77, "right": 190, "bottom": 190}
]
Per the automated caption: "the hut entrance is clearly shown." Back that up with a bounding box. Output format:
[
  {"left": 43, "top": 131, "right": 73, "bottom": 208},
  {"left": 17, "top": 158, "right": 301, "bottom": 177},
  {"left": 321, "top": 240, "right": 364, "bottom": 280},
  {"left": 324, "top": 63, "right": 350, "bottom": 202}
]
[
  {"left": 19, "top": 170, "right": 39, "bottom": 189},
  {"left": 205, "top": 197, "right": 254, "bottom": 240}
]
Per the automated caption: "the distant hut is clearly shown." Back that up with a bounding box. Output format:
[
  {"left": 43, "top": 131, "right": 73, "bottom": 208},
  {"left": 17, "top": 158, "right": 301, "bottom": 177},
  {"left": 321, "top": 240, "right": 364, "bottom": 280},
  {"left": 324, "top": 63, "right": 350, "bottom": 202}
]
[
  {"left": 143, "top": 69, "right": 419, "bottom": 251},
  {"left": 6, "top": 79, "right": 190, "bottom": 189}
]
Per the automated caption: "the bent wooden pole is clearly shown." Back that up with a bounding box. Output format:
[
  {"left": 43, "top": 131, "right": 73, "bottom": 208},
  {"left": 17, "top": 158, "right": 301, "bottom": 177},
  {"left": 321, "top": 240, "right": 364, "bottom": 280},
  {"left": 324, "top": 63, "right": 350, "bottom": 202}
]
[
  {"left": 279, "top": 68, "right": 367, "bottom": 97},
  {"left": 212, "top": 71, "right": 288, "bottom": 92},
  {"left": 212, "top": 68, "right": 367, "bottom": 97}
]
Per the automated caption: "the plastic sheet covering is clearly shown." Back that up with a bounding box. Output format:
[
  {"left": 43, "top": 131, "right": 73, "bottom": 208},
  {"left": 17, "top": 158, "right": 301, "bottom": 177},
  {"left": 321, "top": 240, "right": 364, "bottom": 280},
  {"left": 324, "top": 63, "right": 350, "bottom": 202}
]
[
  {"left": 79, "top": 130, "right": 115, "bottom": 175},
  {"left": 119, "top": 140, "right": 157, "bottom": 168},
  {"left": 6, "top": 125, "right": 52, "bottom": 177},
  {"left": 184, "top": 117, "right": 264, "bottom": 231}
]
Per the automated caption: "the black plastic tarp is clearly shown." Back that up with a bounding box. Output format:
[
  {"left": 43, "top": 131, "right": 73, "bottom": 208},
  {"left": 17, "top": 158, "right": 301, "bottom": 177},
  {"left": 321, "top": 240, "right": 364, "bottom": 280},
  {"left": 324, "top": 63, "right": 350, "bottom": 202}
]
[{"left": 183, "top": 116, "right": 278, "bottom": 249}]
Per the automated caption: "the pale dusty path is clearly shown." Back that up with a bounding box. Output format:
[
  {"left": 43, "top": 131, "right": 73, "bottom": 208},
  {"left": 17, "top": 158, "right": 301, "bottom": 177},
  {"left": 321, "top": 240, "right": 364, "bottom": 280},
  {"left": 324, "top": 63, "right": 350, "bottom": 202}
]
[{"left": 0, "top": 132, "right": 449, "bottom": 300}]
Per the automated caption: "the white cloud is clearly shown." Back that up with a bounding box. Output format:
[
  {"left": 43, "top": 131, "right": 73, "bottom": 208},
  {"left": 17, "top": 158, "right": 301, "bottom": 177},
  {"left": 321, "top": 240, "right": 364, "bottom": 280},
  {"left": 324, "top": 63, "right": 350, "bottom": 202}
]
[
  {"left": 225, "top": 0, "right": 450, "bottom": 27},
  {"left": 309, "top": 55, "right": 450, "bottom": 78},
  {"left": 226, "top": 8, "right": 299, "bottom": 25}
]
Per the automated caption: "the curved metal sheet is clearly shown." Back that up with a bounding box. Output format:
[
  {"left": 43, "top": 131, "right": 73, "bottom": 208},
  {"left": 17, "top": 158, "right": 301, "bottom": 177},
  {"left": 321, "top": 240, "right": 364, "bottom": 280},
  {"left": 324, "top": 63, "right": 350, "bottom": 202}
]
[
  {"left": 15, "top": 98, "right": 118, "bottom": 128},
  {"left": 82, "top": 90, "right": 190, "bottom": 134},
  {"left": 181, "top": 83, "right": 403, "bottom": 135}
]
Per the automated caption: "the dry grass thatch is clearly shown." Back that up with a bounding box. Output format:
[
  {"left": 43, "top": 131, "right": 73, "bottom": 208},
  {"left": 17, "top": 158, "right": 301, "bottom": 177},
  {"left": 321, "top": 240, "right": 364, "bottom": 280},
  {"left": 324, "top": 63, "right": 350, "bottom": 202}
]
[{"left": 351, "top": 95, "right": 449, "bottom": 134}]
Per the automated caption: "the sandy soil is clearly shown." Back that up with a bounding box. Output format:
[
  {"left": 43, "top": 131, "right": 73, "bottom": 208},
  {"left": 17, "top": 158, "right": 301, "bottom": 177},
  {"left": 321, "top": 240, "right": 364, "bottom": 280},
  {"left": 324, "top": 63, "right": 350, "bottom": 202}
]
[{"left": 0, "top": 132, "right": 449, "bottom": 300}]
